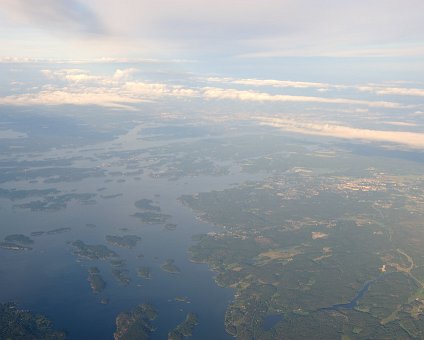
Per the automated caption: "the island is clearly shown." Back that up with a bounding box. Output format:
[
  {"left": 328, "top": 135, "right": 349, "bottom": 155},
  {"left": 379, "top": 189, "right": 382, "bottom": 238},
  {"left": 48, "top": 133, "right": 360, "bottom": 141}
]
[
  {"left": 106, "top": 235, "right": 141, "bottom": 248},
  {"left": 174, "top": 296, "right": 190, "bottom": 304},
  {"left": 101, "top": 193, "right": 123, "bottom": 199},
  {"left": 0, "top": 188, "right": 59, "bottom": 200},
  {"left": 161, "top": 259, "right": 181, "bottom": 274},
  {"left": 0, "top": 302, "right": 66, "bottom": 339},
  {"left": 0, "top": 242, "right": 32, "bottom": 251},
  {"left": 4, "top": 234, "right": 34, "bottom": 245},
  {"left": 16, "top": 193, "right": 96, "bottom": 211},
  {"left": 168, "top": 312, "right": 199, "bottom": 340},
  {"left": 114, "top": 303, "right": 158, "bottom": 340},
  {"left": 47, "top": 227, "right": 71, "bottom": 235},
  {"left": 71, "top": 240, "right": 118, "bottom": 260},
  {"left": 133, "top": 198, "right": 171, "bottom": 224},
  {"left": 132, "top": 211, "right": 171, "bottom": 224},
  {"left": 134, "top": 199, "right": 161, "bottom": 212},
  {"left": 164, "top": 224, "right": 177, "bottom": 231},
  {"left": 110, "top": 259, "right": 126, "bottom": 267},
  {"left": 88, "top": 267, "right": 106, "bottom": 294},
  {"left": 100, "top": 298, "right": 110, "bottom": 305},
  {"left": 137, "top": 266, "right": 152, "bottom": 279},
  {"left": 112, "top": 268, "right": 131, "bottom": 286},
  {"left": 30, "top": 231, "right": 45, "bottom": 236}
]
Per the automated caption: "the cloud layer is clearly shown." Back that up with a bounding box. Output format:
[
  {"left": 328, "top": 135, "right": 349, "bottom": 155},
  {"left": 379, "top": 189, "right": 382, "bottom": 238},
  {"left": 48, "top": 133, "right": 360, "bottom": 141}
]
[
  {"left": 0, "top": 68, "right": 199, "bottom": 109},
  {"left": 0, "top": 66, "right": 423, "bottom": 149},
  {"left": 2, "top": 68, "right": 418, "bottom": 111},
  {"left": 203, "top": 87, "right": 404, "bottom": 109},
  {"left": 258, "top": 117, "right": 424, "bottom": 149}
]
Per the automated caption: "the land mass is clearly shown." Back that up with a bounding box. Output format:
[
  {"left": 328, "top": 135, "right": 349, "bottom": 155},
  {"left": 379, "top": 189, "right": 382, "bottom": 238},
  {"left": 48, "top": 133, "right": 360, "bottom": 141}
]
[
  {"left": 0, "top": 242, "right": 32, "bottom": 251},
  {"left": 0, "top": 302, "right": 66, "bottom": 339},
  {"left": 114, "top": 303, "right": 158, "bottom": 340},
  {"left": 106, "top": 235, "right": 141, "bottom": 248},
  {"left": 88, "top": 267, "right": 106, "bottom": 294},
  {"left": 71, "top": 240, "right": 118, "bottom": 260},
  {"left": 161, "top": 259, "right": 181, "bottom": 274},
  {"left": 168, "top": 312, "right": 199, "bottom": 340},
  {"left": 4, "top": 234, "right": 34, "bottom": 245},
  {"left": 137, "top": 266, "right": 152, "bottom": 279}
]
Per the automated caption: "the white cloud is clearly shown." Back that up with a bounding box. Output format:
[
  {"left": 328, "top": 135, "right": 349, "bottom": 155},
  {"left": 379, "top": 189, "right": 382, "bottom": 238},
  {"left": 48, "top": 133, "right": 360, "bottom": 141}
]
[
  {"left": 0, "top": 68, "right": 418, "bottom": 114},
  {"left": 357, "top": 84, "right": 424, "bottom": 102},
  {"left": 0, "top": 90, "right": 146, "bottom": 110},
  {"left": 0, "top": 129, "right": 27, "bottom": 139},
  {"left": 385, "top": 121, "right": 418, "bottom": 127},
  {"left": 41, "top": 68, "right": 104, "bottom": 83},
  {"left": 202, "top": 87, "right": 403, "bottom": 109},
  {"left": 371, "top": 87, "right": 424, "bottom": 97},
  {"left": 257, "top": 117, "right": 424, "bottom": 149},
  {"left": 206, "top": 77, "right": 334, "bottom": 89},
  {"left": 123, "top": 81, "right": 198, "bottom": 98},
  {"left": 113, "top": 68, "right": 139, "bottom": 81},
  {"left": 0, "top": 68, "right": 199, "bottom": 109},
  {"left": 41, "top": 67, "right": 140, "bottom": 84}
]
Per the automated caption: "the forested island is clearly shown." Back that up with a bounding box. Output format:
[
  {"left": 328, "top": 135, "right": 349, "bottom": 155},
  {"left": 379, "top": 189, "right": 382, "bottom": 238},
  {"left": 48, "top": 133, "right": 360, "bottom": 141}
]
[{"left": 0, "top": 302, "right": 66, "bottom": 339}]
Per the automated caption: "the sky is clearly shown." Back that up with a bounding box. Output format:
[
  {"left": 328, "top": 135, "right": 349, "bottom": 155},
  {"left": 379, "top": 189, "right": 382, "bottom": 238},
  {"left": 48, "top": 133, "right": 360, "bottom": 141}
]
[
  {"left": 0, "top": 1, "right": 423, "bottom": 150},
  {"left": 1, "top": 0, "right": 424, "bottom": 61}
]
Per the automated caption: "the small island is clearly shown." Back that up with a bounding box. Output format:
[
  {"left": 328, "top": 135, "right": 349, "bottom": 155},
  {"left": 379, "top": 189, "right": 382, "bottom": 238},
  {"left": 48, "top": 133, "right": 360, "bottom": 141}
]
[
  {"left": 133, "top": 198, "right": 170, "bottom": 224},
  {"left": 114, "top": 303, "right": 158, "bottom": 340},
  {"left": 106, "top": 235, "right": 141, "bottom": 248},
  {"left": 174, "top": 296, "right": 190, "bottom": 304},
  {"left": 161, "top": 259, "right": 181, "bottom": 274},
  {"left": 0, "top": 242, "right": 32, "bottom": 251},
  {"left": 88, "top": 267, "right": 106, "bottom": 294},
  {"left": 30, "top": 231, "right": 45, "bottom": 236},
  {"left": 137, "top": 266, "right": 152, "bottom": 279},
  {"left": 47, "top": 227, "right": 71, "bottom": 235},
  {"left": 101, "top": 193, "right": 123, "bottom": 199},
  {"left": 134, "top": 199, "right": 161, "bottom": 212},
  {"left": 100, "top": 298, "right": 110, "bottom": 305},
  {"left": 168, "top": 312, "right": 199, "bottom": 340},
  {"left": 4, "top": 234, "right": 34, "bottom": 245},
  {"left": 110, "top": 259, "right": 126, "bottom": 267},
  {"left": 164, "top": 224, "right": 177, "bottom": 231},
  {"left": 71, "top": 240, "right": 118, "bottom": 260},
  {"left": 112, "top": 268, "right": 131, "bottom": 286},
  {"left": 132, "top": 211, "right": 171, "bottom": 224}
]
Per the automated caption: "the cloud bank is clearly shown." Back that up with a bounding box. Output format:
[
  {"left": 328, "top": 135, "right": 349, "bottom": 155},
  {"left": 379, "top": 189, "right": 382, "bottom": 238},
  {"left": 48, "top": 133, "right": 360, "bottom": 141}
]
[
  {"left": 258, "top": 117, "right": 424, "bottom": 149},
  {"left": 203, "top": 88, "right": 403, "bottom": 109},
  {"left": 0, "top": 68, "right": 199, "bottom": 109},
  {"left": 1, "top": 68, "right": 421, "bottom": 112},
  {"left": 1, "top": 67, "right": 422, "bottom": 150}
]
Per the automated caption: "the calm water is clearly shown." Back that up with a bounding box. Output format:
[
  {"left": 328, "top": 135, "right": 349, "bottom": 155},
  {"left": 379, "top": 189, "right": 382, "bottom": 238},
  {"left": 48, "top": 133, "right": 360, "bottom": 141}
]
[
  {"left": 321, "top": 275, "right": 385, "bottom": 311},
  {"left": 0, "top": 134, "right": 264, "bottom": 339}
]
